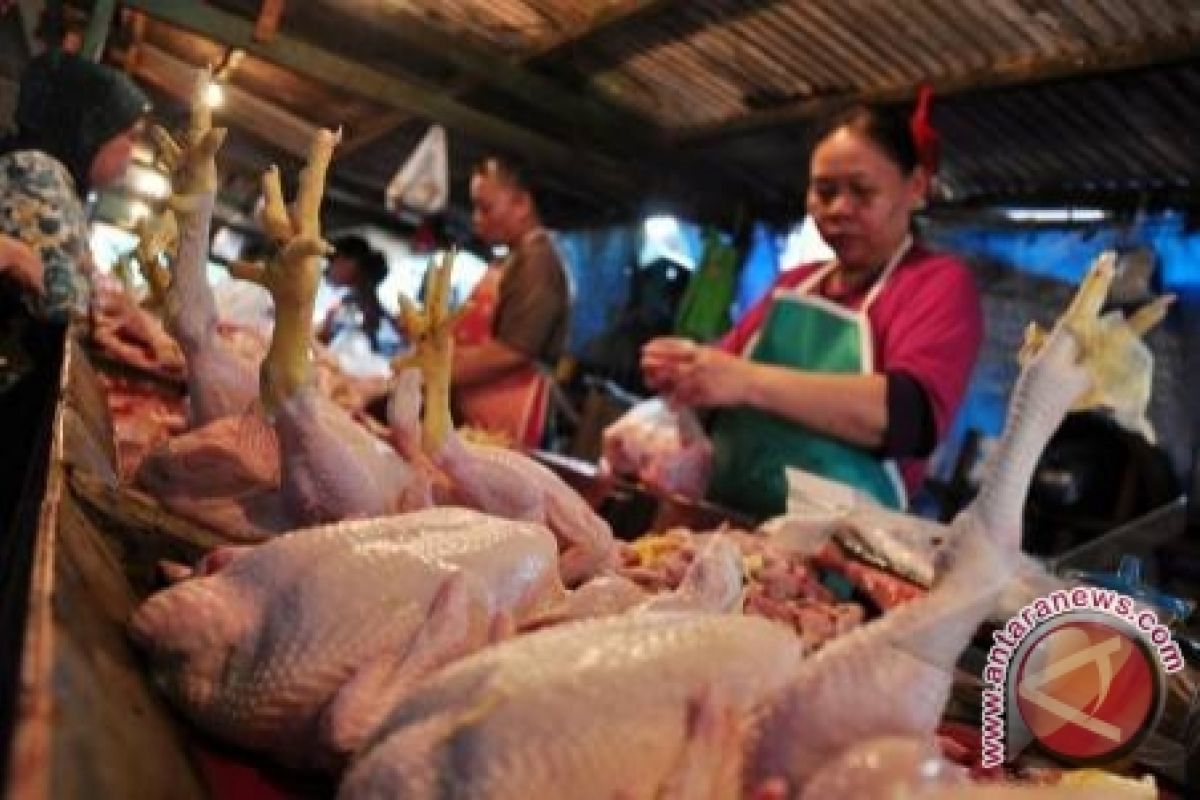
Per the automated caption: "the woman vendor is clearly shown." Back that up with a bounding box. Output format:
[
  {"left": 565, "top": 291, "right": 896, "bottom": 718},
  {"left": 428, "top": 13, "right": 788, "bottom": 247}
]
[
  {"left": 0, "top": 51, "right": 147, "bottom": 527},
  {"left": 642, "top": 102, "right": 983, "bottom": 518},
  {"left": 0, "top": 49, "right": 149, "bottom": 320}
]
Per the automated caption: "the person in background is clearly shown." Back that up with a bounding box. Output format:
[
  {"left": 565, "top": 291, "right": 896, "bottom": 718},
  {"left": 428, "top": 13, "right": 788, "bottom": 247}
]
[
  {"left": 643, "top": 101, "right": 983, "bottom": 519},
  {"left": 453, "top": 155, "right": 571, "bottom": 448},
  {"left": 317, "top": 234, "right": 399, "bottom": 354},
  {"left": 0, "top": 49, "right": 149, "bottom": 321}
]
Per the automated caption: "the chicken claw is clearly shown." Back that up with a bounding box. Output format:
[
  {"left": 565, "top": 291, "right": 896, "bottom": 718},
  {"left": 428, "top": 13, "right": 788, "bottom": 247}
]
[
  {"left": 1018, "top": 251, "right": 1171, "bottom": 441},
  {"left": 232, "top": 128, "right": 340, "bottom": 412},
  {"left": 131, "top": 211, "right": 178, "bottom": 314},
  {"left": 392, "top": 248, "right": 466, "bottom": 450},
  {"left": 152, "top": 66, "right": 228, "bottom": 212}
]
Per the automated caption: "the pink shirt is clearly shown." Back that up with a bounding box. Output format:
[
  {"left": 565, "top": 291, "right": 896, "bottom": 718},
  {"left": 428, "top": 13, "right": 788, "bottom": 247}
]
[{"left": 720, "top": 243, "right": 983, "bottom": 496}]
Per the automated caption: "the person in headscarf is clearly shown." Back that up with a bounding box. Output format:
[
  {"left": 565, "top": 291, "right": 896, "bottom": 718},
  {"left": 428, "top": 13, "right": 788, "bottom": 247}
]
[
  {"left": 317, "top": 234, "right": 400, "bottom": 354},
  {"left": 0, "top": 49, "right": 150, "bottom": 321}
]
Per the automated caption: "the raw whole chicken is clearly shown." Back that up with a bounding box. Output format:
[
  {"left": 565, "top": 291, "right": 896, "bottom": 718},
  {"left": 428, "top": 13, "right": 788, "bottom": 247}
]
[
  {"left": 148, "top": 69, "right": 261, "bottom": 426},
  {"left": 388, "top": 255, "right": 618, "bottom": 584},
  {"left": 340, "top": 612, "right": 804, "bottom": 800},
  {"left": 744, "top": 254, "right": 1168, "bottom": 796},
  {"left": 342, "top": 255, "right": 1166, "bottom": 799},
  {"left": 135, "top": 410, "right": 286, "bottom": 540},
  {"left": 226, "top": 129, "right": 431, "bottom": 526},
  {"left": 130, "top": 507, "right": 566, "bottom": 766},
  {"left": 137, "top": 123, "right": 429, "bottom": 533}
]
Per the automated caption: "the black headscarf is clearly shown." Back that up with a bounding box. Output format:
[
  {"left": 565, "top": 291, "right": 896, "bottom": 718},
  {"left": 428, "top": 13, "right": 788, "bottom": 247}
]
[{"left": 0, "top": 50, "right": 150, "bottom": 195}]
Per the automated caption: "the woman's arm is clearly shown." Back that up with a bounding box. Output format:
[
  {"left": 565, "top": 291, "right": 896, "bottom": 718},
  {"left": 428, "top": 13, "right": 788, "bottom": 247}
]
[
  {"left": 0, "top": 153, "right": 89, "bottom": 320},
  {"left": 643, "top": 338, "right": 888, "bottom": 449}
]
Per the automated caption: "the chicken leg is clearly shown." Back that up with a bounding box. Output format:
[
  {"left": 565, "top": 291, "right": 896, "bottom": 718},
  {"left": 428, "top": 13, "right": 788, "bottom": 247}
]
[
  {"left": 231, "top": 129, "right": 429, "bottom": 524},
  {"left": 390, "top": 254, "right": 618, "bottom": 584},
  {"left": 746, "top": 253, "right": 1168, "bottom": 795}
]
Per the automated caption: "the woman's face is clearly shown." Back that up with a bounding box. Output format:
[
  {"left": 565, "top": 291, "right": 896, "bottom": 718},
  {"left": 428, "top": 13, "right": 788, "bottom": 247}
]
[
  {"left": 89, "top": 124, "right": 140, "bottom": 188},
  {"left": 807, "top": 127, "right": 926, "bottom": 275}
]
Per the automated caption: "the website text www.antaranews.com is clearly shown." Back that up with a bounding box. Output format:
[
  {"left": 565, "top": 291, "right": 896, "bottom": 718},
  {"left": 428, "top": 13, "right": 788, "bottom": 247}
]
[{"left": 979, "top": 586, "right": 1182, "bottom": 768}]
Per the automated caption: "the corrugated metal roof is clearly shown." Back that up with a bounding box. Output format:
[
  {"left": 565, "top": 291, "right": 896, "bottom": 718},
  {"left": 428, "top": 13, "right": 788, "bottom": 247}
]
[
  {"left": 84, "top": 0, "right": 1200, "bottom": 223},
  {"left": 546, "top": 0, "right": 1200, "bottom": 129}
]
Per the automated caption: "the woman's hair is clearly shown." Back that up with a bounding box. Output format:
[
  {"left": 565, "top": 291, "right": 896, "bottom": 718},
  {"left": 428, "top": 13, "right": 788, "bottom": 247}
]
[
  {"left": 1, "top": 50, "right": 149, "bottom": 193},
  {"left": 810, "top": 104, "right": 919, "bottom": 174},
  {"left": 332, "top": 234, "right": 389, "bottom": 287}
]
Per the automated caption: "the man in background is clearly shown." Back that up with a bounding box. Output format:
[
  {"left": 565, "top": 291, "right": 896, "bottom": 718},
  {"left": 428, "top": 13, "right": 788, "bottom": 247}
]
[{"left": 451, "top": 156, "right": 571, "bottom": 448}]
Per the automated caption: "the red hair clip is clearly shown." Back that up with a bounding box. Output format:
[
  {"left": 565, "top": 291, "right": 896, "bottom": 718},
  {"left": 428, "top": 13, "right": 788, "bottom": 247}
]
[{"left": 910, "top": 83, "right": 940, "bottom": 176}]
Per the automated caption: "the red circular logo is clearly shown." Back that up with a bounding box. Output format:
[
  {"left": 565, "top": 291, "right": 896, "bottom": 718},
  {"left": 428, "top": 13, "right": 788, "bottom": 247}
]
[{"left": 1013, "top": 616, "right": 1161, "bottom": 763}]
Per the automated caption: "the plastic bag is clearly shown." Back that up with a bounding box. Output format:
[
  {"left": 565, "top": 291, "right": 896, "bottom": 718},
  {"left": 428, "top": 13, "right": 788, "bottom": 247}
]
[
  {"left": 328, "top": 327, "right": 392, "bottom": 379},
  {"left": 600, "top": 398, "right": 712, "bottom": 499},
  {"left": 386, "top": 125, "right": 449, "bottom": 216}
]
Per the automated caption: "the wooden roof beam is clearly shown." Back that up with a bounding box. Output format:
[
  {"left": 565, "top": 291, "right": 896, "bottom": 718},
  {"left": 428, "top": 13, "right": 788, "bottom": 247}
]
[
  {"left": 253, "top": 0, "right": 285, "bottom": 44},
  {"left": 340, "top": 7, "right": 657, "bottom": 145},
  {"left": 132, "top": 43, "right": 317, "bottom": 159},
  {"left": 328, "top": 0, "right": 687, "bottom": 152},
  {"left": 676, "top": 30, "right": 1200, "bottom": 145},
  {"left": 336, "top": 109, "right": 413, "bottom": 161},
  {"left": 119, "top": 0, "right": 636, "bottom": 199}
]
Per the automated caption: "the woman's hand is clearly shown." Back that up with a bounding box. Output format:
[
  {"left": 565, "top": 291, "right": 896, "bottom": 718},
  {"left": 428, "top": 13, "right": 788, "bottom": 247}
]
[
  {"left": 642, "top": 336, "right": 753, "bottom": 408},
  {"left": 0, "top": 235, "right": 45, "bottom": 296}
]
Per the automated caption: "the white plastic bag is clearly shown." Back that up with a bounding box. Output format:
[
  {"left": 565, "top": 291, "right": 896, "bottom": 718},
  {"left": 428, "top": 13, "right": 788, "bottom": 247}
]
[
  {"left": 601, "top": 398, "right": 713, "bottom": 499},
  {"left": 386, "top": 124, "right": 449, "bottom": 215}
]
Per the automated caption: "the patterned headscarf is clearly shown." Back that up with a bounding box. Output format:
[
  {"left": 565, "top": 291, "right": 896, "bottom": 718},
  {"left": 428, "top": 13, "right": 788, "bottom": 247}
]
[{"left": 1, "top": 49, "right": 150, "bottom": 194}]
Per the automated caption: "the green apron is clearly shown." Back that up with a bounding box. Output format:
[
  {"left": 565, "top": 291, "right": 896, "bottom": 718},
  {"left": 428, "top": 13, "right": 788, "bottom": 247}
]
[{"left": 708, "top": 241, "right": 910, "bottom": 519}]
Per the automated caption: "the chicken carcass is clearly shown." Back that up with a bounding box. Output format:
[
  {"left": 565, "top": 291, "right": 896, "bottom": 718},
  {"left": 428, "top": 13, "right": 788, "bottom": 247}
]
[
  {"left": 147, "top": 69, "right": 261, "bottom": 425},
  {"left": 389, "top": 254, "right": 618, "bottom": 584},
  {"left": 134, "top": 410, "right": 285, "bottom": 540},
  {"left": 340, "top": 612, "right": 802, "bottom": 800},
  {"left": 222, "top": 130, "right": 431, "bottom": 526},
  {"left": 343, "top": 255, "right": 1165, "bottom": 799},
  {"left": 130, "top": 507, "right": 565, "bottom": 766},
  {"left": 744, "top": 254, "right": 1169, "bottom": 796},
  {"left": 388, "top": 367, "right": 616, "bottom": 585},
  {"left": 140, "top": 126, "right": 426, "bottom": 531}
]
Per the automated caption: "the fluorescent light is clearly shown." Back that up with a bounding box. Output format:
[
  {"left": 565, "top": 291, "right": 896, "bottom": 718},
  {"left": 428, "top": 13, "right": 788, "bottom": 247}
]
[
  {"left": 1003, "top": 208, "right": 1109, "bottom": 223},
  {"left": 204, "top": 82, "right": 225, "bottom": 109},
  {"left": 644, "top": 214, "right": 679, "bottom": 240},
  {"left": 491, "top": 244, "right": 509, "bottom": 259},
  {"left": 129, "top": 164, "right": 171, "bottom": 199}
]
